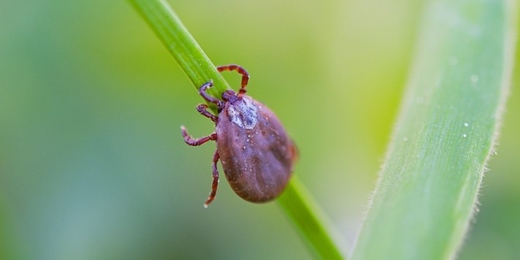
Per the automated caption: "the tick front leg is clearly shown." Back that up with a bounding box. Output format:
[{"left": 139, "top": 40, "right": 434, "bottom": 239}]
[
  {"left": 204, "top": 149, "right": 220, "bottom": 208},
  {"left": 217, "top": 64, "right": 250, "bottom": 97},
  {"left": 199, "top": 81, "right": 223, "bottom": 107},
  {"left": 181, "top": 126, "right": 217, "bottom": 146},
  {"left": 196, "top": 104, "right": 218, "bottom": 123}
]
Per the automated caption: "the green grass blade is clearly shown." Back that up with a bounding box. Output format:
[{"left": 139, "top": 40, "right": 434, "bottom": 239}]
[
  {"left": 127, "top": 0, "right": 344, "bottom": 258},
  {"left": 128, "top": 0, "right": 230, "bottom": 109},
  {"left": 278, "top": 176, "right": 344, "bottom": 259},
  {"left": 351, "top": 1, "right": 517, "bottom": 259}
]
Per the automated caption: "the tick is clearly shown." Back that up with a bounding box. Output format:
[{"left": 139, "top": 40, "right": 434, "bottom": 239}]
[{"left": 181, "top": 64, "right": 298, "bottom": 207}]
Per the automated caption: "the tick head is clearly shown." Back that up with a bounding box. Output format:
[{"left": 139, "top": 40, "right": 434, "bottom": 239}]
[{"left": 222, "top": 89, "right": 239, "bottom": 104}]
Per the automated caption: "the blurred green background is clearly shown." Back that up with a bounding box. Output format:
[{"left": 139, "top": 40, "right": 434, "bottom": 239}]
[{"left": 1, "top": 0, "right": 519, "bottom": 259}]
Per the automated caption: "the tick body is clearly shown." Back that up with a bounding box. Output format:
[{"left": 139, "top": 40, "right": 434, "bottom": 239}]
[{"left": 181, "top": 65, "right": 297, "bottom": 207}]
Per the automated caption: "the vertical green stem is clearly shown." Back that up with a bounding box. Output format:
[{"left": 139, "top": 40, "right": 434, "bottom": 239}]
[
  {"left": 129, "top": 0, "right": 229, "bottom": 110},
  {"left": 278, "top": 176, "right": 344, "bottom": 259}
]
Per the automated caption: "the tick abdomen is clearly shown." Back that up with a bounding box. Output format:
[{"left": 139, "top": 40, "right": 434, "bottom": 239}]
[{"left": 216, "top": 97, "right": 296, "bottom": 202}]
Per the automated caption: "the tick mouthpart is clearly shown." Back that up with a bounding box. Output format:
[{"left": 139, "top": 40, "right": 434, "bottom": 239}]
[{"left": 222, "top": 90, "right": 240, "bottom": 103}]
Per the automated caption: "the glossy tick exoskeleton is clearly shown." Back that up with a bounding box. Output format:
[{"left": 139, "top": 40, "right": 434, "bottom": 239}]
[{"left": 181, "top": 64, "right": 298, "bottom": 207}]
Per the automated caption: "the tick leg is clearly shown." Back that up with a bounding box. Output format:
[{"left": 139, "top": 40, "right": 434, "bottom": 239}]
[
  {"left": 199, "top": 81, "right": 223, "bottom": 107},
  {"left": 217, "top": 64, "right": 250, "bottom": 97},
  {"left": 204, "top": 149, "right": 220, "bottom": 208},
  {"left": 180, "top": 126, "right": 217, "bottom": 146},
  {"left": 196, "top": 104, "right": 217, "bottom": 123}
]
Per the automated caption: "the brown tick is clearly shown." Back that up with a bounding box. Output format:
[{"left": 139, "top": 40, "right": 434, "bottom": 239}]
[{"left": 181, "top": 65, "right": 298, "bottom": 207}]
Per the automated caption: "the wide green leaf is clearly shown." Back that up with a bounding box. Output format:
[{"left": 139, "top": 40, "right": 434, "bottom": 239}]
[{"left": 351, "top": 1, "right": 516, "bottom": 259}]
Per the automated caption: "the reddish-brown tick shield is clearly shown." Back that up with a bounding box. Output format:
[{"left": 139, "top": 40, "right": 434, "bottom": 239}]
[{"left": 181, "top": 65, "right": 298, "bottom": 207}]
